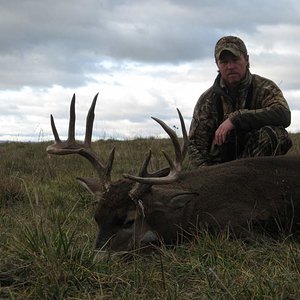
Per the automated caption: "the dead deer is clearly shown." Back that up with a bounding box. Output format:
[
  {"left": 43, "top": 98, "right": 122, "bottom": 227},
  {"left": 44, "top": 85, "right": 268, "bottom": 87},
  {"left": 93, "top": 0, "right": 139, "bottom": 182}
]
[{"left": 47, "top": 94, "right": 300, "bottom": 252}]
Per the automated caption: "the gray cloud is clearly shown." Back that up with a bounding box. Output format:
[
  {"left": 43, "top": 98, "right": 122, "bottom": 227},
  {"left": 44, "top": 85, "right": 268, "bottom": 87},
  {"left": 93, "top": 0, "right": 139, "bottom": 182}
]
[
  {"left": 0, "top": 0, "right": 300, "bottom": 140},
  {"left": 1, "top": 0, "right": 299, "bottom": 89}
]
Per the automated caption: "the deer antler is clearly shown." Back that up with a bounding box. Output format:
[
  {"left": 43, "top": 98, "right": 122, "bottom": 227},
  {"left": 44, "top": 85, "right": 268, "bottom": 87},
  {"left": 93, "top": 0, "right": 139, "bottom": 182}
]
[
  {"left": 123, "top": 108, "right": 188, "bottom": 185},
  {"left": 46, "top": 93, "right": 114, "bottom": 190}
]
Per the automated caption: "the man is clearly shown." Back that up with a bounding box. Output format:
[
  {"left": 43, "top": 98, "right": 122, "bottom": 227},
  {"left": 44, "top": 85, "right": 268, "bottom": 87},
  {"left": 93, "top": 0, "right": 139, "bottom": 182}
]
[{"left": 188, "top": 35, "right": 292, "bottom": 167}]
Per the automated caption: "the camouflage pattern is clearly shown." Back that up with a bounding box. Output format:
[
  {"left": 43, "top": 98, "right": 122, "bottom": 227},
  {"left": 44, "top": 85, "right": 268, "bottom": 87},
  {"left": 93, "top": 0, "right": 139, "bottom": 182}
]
[
  {"left": 215, "top": 36, "right": 248, "bottom": 61},
  {"left": 188, "top": 70, "right": 292, "bottom": 167},
  {"left": 239, "top": 126, "right": 292, "bottom": 158}
]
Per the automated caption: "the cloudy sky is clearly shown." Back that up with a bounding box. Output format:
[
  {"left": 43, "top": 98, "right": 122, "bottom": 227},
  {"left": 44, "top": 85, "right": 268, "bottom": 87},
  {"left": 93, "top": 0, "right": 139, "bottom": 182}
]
[{"left": 1, "top": 0, "right": 300, "bottom": 142}]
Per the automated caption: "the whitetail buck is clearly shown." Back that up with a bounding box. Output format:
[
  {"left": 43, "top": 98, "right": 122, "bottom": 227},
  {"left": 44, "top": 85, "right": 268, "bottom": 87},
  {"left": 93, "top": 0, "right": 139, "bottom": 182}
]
[{"left": 47, "top": 94, "right": 300, "bottom": 252}]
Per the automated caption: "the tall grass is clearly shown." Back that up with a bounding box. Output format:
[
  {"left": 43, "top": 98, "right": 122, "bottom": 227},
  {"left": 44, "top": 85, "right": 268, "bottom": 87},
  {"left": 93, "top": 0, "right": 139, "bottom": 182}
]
[{"left": 0, "top": 136, "right": 300, "bottom": 299}]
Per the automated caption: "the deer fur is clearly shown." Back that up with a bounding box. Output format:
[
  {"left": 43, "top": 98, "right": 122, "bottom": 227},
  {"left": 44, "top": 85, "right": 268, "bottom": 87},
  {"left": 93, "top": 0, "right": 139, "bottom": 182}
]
[{"left": 91, "top": 155, "right": 300, "bottom": 251}]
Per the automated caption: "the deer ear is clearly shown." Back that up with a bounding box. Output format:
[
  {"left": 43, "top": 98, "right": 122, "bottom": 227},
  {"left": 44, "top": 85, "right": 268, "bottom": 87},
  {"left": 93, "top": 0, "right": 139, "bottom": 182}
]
[
  {"left": 170, "top": 192, "right": 198, "bottom": 209},
  {"left": 76, "top": 177, "right": 104, "bottom": 195}
]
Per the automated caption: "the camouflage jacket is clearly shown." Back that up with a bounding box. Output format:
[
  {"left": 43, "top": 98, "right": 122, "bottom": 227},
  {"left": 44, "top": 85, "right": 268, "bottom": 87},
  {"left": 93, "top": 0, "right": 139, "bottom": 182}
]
[{"left": 188, "top": 71, "right": 291, "bottom": 167}]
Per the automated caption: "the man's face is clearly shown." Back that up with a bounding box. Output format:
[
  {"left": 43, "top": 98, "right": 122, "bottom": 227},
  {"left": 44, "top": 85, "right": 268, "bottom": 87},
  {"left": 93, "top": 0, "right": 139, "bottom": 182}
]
[{"left": 216, "top": 51, "right": 249, "bottom": 88}]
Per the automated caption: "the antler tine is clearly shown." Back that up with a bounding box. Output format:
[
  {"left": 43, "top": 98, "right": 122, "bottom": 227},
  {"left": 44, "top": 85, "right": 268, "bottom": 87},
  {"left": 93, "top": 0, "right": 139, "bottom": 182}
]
[
  {"left": 151, "top": 115, "right": 183, "bottom": 170},
  {"left": 84, "top": 93, "right": 98, "bottom": 146},
  {"left": 123, "top": 151, "right": 153, "bottom": 193},
  {"left": 133, "top": 150, "right": 153, "bottom": 178},
  {"left": 140, "top": 150, "right": 152, "bottom": 176},
  {"left": 124, "top": 109, "right": 188, "bottom": 185},
  {"left": 68, "top": 94, "right": 76, "bottom": 143},
  {"left": 50, "top": 114, "right": 61, "bottom": 143},
  {"left": 105, "top": 147, "right": 115, "bottom": 186},
  {"left": 126, "top": 149, "right": 170, "bottom": 201},
  {"left": 177, "top": 108, "right": 188, "bottom": 160},
  {"left": 46, "top": 93, "right": 114, "bottom": 191}
]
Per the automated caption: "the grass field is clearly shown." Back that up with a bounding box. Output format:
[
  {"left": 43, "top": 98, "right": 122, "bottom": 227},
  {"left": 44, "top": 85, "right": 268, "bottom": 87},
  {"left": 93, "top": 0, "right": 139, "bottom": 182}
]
[{"left": 0, "top": 134, "right": 300, "bottom": 299}]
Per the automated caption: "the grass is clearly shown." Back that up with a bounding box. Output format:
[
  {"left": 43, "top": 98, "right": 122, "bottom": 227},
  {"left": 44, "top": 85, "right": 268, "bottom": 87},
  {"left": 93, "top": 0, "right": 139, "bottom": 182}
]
[{"left": 0, "top": 135, "right": 300, "bottom": 299}]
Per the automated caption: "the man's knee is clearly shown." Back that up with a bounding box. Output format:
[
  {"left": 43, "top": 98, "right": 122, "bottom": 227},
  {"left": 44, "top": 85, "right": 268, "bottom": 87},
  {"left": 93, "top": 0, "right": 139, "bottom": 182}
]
[{"left": 240, "top": 126, "right": 292, "bottom": 158}]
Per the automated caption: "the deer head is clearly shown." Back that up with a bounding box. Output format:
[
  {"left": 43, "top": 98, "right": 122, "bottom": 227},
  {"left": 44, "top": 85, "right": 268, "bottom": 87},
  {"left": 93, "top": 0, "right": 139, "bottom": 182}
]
[{"left": 46, "top": 94, "right": 189, "bottom": 252}]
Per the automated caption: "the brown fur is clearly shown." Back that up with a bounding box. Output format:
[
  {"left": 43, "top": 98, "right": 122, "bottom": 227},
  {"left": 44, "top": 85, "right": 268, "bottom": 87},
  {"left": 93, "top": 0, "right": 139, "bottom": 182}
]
[{"left": 92, "top": 155, "right": 300, "bottom": 251}]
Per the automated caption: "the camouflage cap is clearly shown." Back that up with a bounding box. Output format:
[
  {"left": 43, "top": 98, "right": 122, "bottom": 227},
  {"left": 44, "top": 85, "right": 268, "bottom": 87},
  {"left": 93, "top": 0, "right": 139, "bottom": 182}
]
[{"left": 214, "top": 36, "right": 248, "bottom": 61}]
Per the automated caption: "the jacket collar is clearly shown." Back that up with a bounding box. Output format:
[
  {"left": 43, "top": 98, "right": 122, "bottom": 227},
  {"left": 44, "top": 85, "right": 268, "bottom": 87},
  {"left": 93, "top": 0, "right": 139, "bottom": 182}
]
[{"left": 212, "top": 70, "right": 252, "bottom": 96}]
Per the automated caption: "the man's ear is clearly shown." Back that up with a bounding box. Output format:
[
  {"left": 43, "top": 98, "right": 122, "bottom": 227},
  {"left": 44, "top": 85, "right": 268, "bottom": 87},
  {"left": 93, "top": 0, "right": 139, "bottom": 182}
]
[{"left": 244, "top": 54, "right": 250, "bottom": 68}]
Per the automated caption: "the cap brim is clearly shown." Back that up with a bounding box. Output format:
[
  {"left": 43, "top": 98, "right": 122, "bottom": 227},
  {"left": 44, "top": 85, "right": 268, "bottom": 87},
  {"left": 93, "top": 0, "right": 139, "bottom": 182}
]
[{"left": 215, "top": 48, "right": 241, "bottom": 60}]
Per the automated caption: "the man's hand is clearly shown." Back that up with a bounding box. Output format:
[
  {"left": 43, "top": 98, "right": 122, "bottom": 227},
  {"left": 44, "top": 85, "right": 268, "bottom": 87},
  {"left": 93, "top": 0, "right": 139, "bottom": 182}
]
[{"left": 214, "top": 118, "right": 235, "bottom": 145}]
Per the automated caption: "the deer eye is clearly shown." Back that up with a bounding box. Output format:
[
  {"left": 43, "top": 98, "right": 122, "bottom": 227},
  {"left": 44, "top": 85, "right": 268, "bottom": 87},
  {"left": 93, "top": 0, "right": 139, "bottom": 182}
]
[
  {"left": 114, "top": 216, "right": 126, "bottom": 226},
  {"left": 123, "top": 218, "right": 135, "bottom": 228},
  {"left": 123, "top": 211, "right": 136, "bottom": 228}
]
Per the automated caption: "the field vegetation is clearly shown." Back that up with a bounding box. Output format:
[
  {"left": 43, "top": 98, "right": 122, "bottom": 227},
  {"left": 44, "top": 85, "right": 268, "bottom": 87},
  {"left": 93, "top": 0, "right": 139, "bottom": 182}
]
[{"left": 0, "top": 133, "right": 300, "bottom": 299}]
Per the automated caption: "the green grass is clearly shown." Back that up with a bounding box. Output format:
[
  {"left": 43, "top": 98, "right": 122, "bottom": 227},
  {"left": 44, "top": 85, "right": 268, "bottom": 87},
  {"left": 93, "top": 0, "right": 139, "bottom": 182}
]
[{"left": 0, "top": 136, "right": 300, "bottom": 299}]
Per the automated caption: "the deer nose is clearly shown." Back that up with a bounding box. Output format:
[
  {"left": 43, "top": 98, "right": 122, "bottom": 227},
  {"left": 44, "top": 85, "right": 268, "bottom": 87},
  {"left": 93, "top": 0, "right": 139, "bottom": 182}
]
[{"left": 140, "top": 230, "right": 158, "bottom": 245}]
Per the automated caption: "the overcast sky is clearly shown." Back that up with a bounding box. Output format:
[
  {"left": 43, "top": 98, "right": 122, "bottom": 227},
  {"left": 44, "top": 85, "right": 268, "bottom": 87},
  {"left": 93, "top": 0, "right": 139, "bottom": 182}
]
[{"left": 1, "top": 0, "right": 300, "bottom": 142}]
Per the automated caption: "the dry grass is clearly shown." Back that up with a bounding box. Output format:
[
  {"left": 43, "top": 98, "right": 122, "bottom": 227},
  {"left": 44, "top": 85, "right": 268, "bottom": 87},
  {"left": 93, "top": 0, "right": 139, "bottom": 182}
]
[{"left": 0, "top": 135, "right": 300, "bottom": 299}]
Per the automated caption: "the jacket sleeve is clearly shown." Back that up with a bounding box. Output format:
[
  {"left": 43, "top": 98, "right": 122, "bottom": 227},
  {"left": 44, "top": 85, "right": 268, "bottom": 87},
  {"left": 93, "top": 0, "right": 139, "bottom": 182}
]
[
  {"left": 229, "top": 77, "right": 291, "bottom": 131},
  {"left": 188, "top": 91, "right": 217, "bottom": 167}
]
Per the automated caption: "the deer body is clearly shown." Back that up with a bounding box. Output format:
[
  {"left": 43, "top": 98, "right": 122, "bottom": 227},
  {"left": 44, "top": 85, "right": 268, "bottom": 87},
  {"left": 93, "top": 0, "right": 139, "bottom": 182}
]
[
  {"left": 136, "top": 156, "right": 300, "bottom": 245},
  {"left": 47, "top": 94, "right": 300, "bottom": 252}
]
